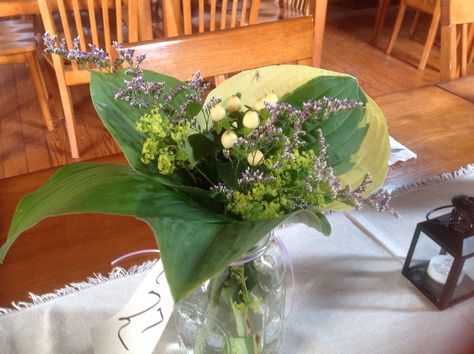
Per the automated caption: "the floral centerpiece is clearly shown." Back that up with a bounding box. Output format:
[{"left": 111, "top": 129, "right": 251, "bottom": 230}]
[{"left": 0, "top": 37, "right": 395, "bottom": 353}]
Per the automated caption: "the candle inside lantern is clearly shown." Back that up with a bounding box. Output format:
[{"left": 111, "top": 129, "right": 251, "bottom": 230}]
[
  {"left": 426, "top": 254, "right": 464, "bottom": 285},
  {"left": 427, "top": 255, "right": 453, "bottom": 284}
]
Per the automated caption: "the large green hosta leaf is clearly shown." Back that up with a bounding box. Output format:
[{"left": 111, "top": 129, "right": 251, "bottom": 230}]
[
  {"left": 90, "top": 70, "right": 189, "bottom": 177},
  {"left": 207, "top": 65, "right": 389, "bottom": 210},
  {"left": 0, "top": 163, "right": 329, "bottom": 301}
]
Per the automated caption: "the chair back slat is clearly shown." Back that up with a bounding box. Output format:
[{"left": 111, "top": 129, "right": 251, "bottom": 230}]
[
  {"left": 116, "top": 0, "right": 123, "bottom": 43},
  {"left": 132, "top": 16, "right": 314, "bottom": 82},
  {"left": 240, "top": 0, "right": 248, "bottom": 26},
  {"left": 163, "top": 0, "right": 260, "bottom": 36},
  {"left": 182, "top": 0, "right": 192, "bottom": 35},
  {"left": 128, "top": 0, "right": 139, "bottom": 42},
  {"left": 56, "top": 0, "right": 73, "bottom": 49},
  {"left": 72, "top": 0, "right": 87, "bottom": 50},
  {"left": 220, "top": 0, "right": 228, "bottom": 29},
  {"left": 230, "top": 0, "right": 238, "bottom": 28},
  {"left": 101, "top": 0, "right": 111, "bottom": 48},
  {"left": 248, "top": 0, "right": 259, "bottom": 24},
  {"left": 87, "top": 0, "right": 99, "bottom": 46},
  {"left": 209, "top": 0, "right": 217, "bottom": 31},
  {"left": 39, "top": 0, "right": 141, "bottom": 78},
  {"left": 198, "top": 0, "right": 205, "bottom": 32}
]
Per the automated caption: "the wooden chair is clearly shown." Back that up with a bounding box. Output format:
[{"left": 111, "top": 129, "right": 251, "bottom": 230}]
[
  {"left": 440, "top": 0, "right": 474, "bottom": 80},
  {"left": 161, "top": 0, "right": 261, "bottom": 85},
  {"left": 278, "top": 0, "right": 328, "bottom": 67},
  {"left": 128, "top": 16, "right": 314, "bottom": 82},
  {"left": 0, "top": 19, "right": 54, "bottom": 131},
  {"left": 386, "top": 0, "right": 440, "bottom": 71},
  {"left": 38, "top": 0, "right": 141, "bottom": 158},
  {"left": 372, "top": 0, "right": 422, "bottom": 44},
  {"left": 161, "top": 0, "right": 261, "bottom": 37}
]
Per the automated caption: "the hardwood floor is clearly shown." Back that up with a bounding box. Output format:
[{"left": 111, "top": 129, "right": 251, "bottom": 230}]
[{"left": 0, "top": 1, "right": 472, "bottom": 179}]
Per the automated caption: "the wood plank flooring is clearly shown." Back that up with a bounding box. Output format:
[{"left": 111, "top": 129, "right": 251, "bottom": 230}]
[{"left": 0, "top": 2, "right": 472, "bottom": 179}]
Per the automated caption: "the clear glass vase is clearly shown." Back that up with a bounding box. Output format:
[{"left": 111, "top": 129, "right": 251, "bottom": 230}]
[{"left": 175, "top": 232, "right": 286, "bottom": 354}]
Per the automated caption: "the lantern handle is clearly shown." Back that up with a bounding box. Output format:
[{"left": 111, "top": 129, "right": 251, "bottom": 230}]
[{"left": 426, "top": 205, "right": 453, "bottom": 225}]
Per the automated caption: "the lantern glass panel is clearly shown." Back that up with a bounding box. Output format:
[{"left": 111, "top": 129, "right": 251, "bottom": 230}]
[
  {"left": 450, "top": 257, "right": 474, "bottom": 302},
  {"left": 406, "top": 231, "right": 453, "bottom": 301}
]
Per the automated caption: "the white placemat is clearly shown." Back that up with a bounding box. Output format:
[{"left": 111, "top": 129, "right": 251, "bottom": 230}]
[
  {"left": 347, "top": 165, "right": 474, "bottom": 260},
  {"left": 389, "top": 136, "right": 417, "bottom": 166}
]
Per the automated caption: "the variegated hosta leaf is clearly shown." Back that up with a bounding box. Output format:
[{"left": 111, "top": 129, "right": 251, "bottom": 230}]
[{"left": 206, "top": 65, "right": 389, "bottom": 210}]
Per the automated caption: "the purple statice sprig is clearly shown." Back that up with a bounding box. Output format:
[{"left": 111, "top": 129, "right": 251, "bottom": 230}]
[
  {"left": 43, "top": 33, "right": 115, "bottom": 71},
  {"left": 44, "top": 33, "right": 209, "bottom": 114},
  {"left": 365, "top": 190, "right": 400, "bottom": 217},
  {"left": 303, "top": 97, "right": 364, "bottom": 121},
  {"left": 237, "top": 167, "right": 276, "bottom": 185},
  {"left": 210, "top": 183, "right": 233, "bottom": 200}
]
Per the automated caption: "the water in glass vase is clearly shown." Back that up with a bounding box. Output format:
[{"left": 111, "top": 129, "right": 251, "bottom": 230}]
[{"left": 176, "top": 232, "right": 287, "bottom": 354}]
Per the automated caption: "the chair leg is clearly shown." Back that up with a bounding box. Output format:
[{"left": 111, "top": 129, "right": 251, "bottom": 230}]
[
  {"left": 58, "top": 85, "right": 80, "bottom": 158},
  {"left": 468, "top": 24, "right": 474, "bottom": 64},
  {"left": 25, "top": 52, "right": 54, "bottom": 131},
  {"left": 386, "top": 2, "right": 407, "bottom": 54},
  {"left": 44, "top": 63, "right": 65, "bottom": 119},
  {"left": 372, "top": 0, "right": 390, "bottom": 43},
  {"left": 409, "top": 10, "right": 420, "bottom": 37},
  {"left": 418, "top": 5, "right": 440, "bottom": 71}
]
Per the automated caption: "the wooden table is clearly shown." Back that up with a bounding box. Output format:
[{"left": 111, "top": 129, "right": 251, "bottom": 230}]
[{"left": 1, "top": 79, "right": 474, "bottom": 307}]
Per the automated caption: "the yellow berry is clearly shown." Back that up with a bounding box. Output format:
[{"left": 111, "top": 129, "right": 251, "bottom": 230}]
[
  {"left": 247, "top": 150, "right": 264, "bottom": 166},
  {"left": 210, "top": 104, "right": 226, "bottom": 121},
  {"left": 221, "top": 130, "right": 238, "bottom": 149},
  {"left": 243, "top": 111, "right": 260, "bottom": 129},
  {"left": 226, "top": 96, "right": 242, "bottom": 112}
]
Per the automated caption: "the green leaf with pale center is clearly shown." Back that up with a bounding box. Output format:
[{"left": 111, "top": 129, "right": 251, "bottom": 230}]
[{"left": 207, "top": 65, "right": 389, "bottom": 209}]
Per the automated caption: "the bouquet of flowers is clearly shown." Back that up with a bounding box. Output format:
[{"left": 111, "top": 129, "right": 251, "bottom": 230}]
[{"left": 0, "top": 37, "right": 394, "bottom": 353}]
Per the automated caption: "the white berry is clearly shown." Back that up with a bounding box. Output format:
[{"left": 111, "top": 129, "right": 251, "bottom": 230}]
[
  {"left": 210, "top": 104, "right": 226, "bottom": 121},
  {"left": 243, "top": 111, "right": 260, "bottom": 129},
  {"left": 221, "top": 130, "right": 238, "bottom": 149},
  {"left": 247, "top": 150, "right": 264, "bottom": 166},
  {"left": 226, "top": 96, "right": 242, "bottom": 112}
]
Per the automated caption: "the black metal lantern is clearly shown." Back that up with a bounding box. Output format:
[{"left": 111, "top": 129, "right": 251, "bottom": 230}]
[{"left": 402, "top": 195, "right": 474, "bottom": 310}]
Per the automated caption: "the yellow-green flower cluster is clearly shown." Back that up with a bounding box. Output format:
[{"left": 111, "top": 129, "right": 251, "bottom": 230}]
[
  {"left": 226, "top": 149, "right": 328, "bottom": 220},
  {"left": 136, "top": 106, "right": 189, "bottom": 175}
]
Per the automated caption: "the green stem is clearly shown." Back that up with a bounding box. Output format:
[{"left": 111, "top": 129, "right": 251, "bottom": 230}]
[
  {"left": 194, "top": 272, "right": 227, "bottom": 354},
  {"left": 194, "top": 165, "right": 215, "bottom": 185}
]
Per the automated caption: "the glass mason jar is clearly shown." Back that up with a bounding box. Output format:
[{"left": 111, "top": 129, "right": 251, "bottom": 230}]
[{"left": 175, "top": 231, "right": 287, "bottom": 354}]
